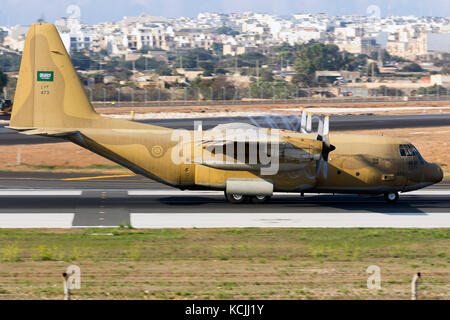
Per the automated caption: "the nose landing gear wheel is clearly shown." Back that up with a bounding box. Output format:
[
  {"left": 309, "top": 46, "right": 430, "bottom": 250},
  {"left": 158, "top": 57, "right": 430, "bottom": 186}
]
[
  {"left": 384, "top": 192, "right": 399, "bottom": 203},
  {"left": 225, "top": 192, "right": 249, "bottom": 204},
  {"left": 251, "top": 195, "right": 272, "bottom": 204}
]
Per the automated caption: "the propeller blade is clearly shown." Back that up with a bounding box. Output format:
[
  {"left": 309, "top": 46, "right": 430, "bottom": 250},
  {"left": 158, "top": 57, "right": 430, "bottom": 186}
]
[
  {"left": 320, "top": 115, "right": 333, "bottom": 179},
  {"left": 306, "top": 113, "right": 312, "bottom": 133},
  {"left": 315, "top": 158, "right": 322, "bottom": 177},
  {"left": 315, "top": 158, "right": 328, "bottom": 179},
  {"left": 323, "top": 160, "right": 328, "bottom": 178},
  {"left": 300, "top": 109, "right": 307, "bottom": 133},
  {"left": 195, "top": 121, "right": 202, "bottom": 131},
  {"left": 324, "top": 115, "right": 329, "bottom": 137},
  {"left": 317, "top": 115, "right": 324, "bottom": 141}
]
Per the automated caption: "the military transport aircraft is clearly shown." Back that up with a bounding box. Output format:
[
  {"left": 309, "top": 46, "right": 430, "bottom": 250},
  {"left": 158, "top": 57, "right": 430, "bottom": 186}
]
[{"left": 8, "top": 23, "right": 443, "bottom": 204}]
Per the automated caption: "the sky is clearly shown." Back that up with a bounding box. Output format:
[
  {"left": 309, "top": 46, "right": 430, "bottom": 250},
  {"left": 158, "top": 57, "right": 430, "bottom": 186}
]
[{"left": 0, "top": 0, "right": 449, "bottom": 26}]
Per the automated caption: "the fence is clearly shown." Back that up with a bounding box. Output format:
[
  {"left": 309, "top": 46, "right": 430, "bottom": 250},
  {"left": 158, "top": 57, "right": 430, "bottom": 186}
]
[{"left": 3, "top": 85, "right": 450, "bottom": 108}]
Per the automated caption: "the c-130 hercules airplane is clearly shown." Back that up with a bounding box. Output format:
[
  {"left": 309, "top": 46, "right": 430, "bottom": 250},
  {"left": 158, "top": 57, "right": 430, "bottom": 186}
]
[{"left": 8, "top": 23, "right": 443, "bottom": 204}]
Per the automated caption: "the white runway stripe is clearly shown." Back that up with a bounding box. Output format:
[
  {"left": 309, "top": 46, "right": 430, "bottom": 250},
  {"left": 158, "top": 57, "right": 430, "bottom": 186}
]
[
  {"left": 402, "top": 190, "right": 450, "bottom": 195},
  {"left": 128, "top": 190, "right": 224, "bottom": 196},
  {"left": 130, "top": 212, "right": 450, "bottom": 229},
  {"left": 0, "top": 214, "right": 74, "bottom": 228},
  {"left": 0, "top": 190, "right": 82, "bottom": 196}
]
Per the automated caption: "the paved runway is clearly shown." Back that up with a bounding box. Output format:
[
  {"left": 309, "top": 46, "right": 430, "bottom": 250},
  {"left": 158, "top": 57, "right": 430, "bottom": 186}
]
[
  {"left": 0, "top": 173, "right": 448, "bottom": 228},
  {"left": 1, "top": 113, "right": 450, "bottom": 145}
]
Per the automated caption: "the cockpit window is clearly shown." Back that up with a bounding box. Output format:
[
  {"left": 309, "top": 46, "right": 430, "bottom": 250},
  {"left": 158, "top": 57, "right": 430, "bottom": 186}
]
[
  {"left": 399, "top": 144, "right": 414, "bottom": 156},
  {"left": 399, "top": 144, "right": 425, "bottom": 164},
  {"left": 410, "top": 145, "right": 425, "bottom": 165}
]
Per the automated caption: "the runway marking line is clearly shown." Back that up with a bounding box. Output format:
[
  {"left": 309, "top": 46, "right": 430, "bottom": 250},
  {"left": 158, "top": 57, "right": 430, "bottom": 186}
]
[
  {"left": 0, "top": 212, "right": 448, "bottom": 228},
  {"left": 0, "top": 213, "right": 74, "bottom": 228},
  {"left": 130, "top": 212, "right": 450, "bottom": 229},
  {"left": 61, "top": 174, "right": 135, "bottom": 181},
  {"left": 0, "top": 190, "right": 82, "bottom": 196}
]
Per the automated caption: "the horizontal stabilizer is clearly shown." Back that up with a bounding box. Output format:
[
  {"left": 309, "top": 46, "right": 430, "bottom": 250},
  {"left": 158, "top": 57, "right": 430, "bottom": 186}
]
[{"left": 9, "top": 127, "right": 78, "bottom": 137}]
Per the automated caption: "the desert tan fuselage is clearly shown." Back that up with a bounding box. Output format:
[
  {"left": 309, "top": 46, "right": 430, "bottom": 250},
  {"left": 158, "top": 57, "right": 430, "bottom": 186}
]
[{"left": 65, "top": 125, "right": 442, "bottom": 194}]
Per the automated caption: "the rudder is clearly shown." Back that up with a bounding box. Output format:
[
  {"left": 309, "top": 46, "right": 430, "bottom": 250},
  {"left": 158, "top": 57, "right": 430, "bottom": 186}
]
[{"left": 10, "top": 23, "right": 99, "bottom": 130}]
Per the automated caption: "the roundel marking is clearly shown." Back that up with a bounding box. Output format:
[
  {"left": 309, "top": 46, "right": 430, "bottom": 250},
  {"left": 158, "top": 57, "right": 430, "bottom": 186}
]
[{"left": 151, "top": 145, "right": 164, "bottom": 158}]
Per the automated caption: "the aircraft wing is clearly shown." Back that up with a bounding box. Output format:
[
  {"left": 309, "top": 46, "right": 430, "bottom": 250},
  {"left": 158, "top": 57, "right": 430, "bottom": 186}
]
[{"left": 196, "top": 132, "right": 321, "bottom": 173}]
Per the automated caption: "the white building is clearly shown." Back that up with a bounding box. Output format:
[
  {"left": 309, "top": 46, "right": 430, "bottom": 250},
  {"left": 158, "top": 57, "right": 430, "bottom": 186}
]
[{"left": 3, "top": 25, "right": 28, "bottom": 51}]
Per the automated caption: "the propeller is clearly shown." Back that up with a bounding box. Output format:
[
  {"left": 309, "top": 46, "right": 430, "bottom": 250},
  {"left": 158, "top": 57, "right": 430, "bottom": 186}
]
[
  {"left": 315, "top": 115, "right": 336, "bottom": 179},
  {"left": 298, "top": 110, "right": 335, "bottom": 179}
]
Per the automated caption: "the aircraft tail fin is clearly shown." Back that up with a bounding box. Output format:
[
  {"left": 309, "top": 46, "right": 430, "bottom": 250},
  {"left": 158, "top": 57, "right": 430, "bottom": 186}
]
[{"left": 10, "top": 23, "right": 99, "bottom": 130}]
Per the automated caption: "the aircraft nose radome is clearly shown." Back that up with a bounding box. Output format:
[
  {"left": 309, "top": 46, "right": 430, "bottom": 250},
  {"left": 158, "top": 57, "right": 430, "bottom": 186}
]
[
  {"left": 436, "top": 165, "right": 444, "bottom": 183},
  {"left": 427, "top": 164, "right": 443, "bottom": 184}
]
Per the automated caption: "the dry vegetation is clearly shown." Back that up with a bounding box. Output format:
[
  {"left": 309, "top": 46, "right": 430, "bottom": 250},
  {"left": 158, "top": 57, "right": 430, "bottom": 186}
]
[
  {"left": 0, "top": 228, "right": 448, "bottom": 300},
  {"left": 0, "top": 142, "right": 130, "bottom": 174},
  {"left": 94, "top": 100, "right": 450, "bottom": 116}
]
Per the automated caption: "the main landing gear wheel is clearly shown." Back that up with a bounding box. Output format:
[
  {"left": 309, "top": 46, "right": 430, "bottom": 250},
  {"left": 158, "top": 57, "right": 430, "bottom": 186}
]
[
  {"left": 384, "top": 192, "right": 399, "bottom": 204},
  {"left": 251, "top": 195, "right": 272, "bottom": 204},
  {"left": 225, "top": 192, "right": 248, "bottom": 204}
]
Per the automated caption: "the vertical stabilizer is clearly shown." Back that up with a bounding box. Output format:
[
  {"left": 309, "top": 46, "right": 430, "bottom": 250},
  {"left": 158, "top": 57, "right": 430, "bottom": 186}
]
[{"left": 10, "top": 23, "right": 99, "bottom": 129}]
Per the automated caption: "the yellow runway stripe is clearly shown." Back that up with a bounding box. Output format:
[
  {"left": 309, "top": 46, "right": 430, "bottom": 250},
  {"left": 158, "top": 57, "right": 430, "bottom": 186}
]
[{"left": 61, "top": 174, "right": 135, "bottom": 181}]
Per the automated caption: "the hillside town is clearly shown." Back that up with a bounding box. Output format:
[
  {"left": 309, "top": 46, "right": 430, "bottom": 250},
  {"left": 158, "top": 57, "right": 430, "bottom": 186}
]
[{"left": 0, "top": 12, "right": 449, "bottom": 102}]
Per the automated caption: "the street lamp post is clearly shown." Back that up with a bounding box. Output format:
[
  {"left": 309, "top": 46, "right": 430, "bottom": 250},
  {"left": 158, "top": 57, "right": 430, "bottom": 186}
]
[{"left": 116, "top": 88, "right": 120, "bottom": 107}]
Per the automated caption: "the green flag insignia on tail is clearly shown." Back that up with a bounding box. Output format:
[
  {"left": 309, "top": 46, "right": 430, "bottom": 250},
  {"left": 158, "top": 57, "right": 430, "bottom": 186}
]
[{"left": 37, "top": 71, "right": 54, "bottom": 82}]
